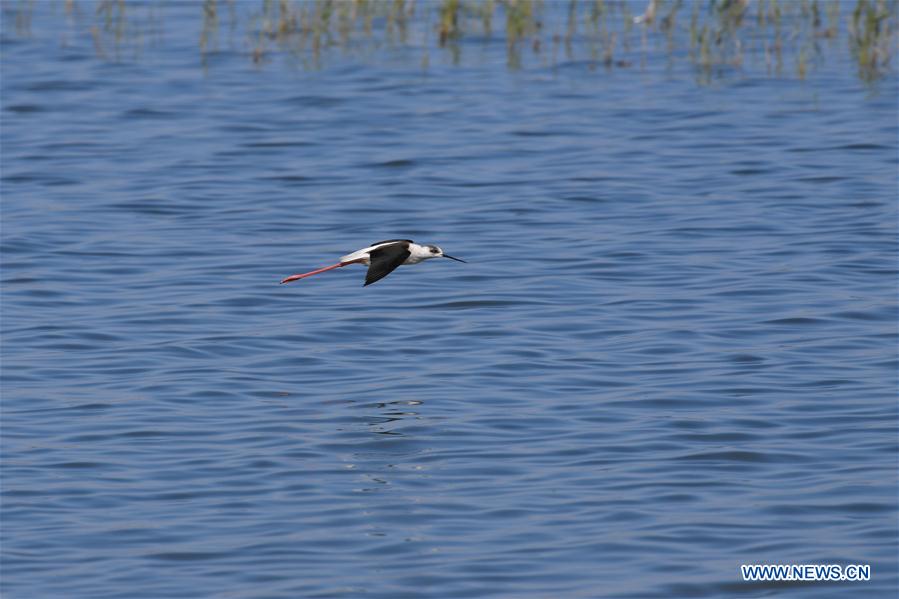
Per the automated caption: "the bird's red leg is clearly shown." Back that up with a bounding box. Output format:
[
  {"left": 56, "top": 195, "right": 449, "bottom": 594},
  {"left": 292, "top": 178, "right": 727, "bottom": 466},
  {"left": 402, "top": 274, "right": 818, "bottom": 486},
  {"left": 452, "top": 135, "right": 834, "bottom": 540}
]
[{"left": 280, "top": 259, "right": 364, "bottom": 284}]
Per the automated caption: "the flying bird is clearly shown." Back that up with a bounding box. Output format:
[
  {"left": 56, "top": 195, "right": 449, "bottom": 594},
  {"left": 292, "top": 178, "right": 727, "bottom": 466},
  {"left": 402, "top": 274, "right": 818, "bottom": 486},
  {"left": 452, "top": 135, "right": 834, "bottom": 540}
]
[{"left": 280, "top": 239, "right": 466, "bottom": 287}]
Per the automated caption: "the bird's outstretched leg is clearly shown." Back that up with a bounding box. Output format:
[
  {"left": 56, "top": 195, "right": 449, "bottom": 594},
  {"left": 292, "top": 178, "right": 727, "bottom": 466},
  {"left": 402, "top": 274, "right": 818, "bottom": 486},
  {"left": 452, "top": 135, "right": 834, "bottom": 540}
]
[{"left": 280, "top": 259, "right": 363, "bottom": 284}]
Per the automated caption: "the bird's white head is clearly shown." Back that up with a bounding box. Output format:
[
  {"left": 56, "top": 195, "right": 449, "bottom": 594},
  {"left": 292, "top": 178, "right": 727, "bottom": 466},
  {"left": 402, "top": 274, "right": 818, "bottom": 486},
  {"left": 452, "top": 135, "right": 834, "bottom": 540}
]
[
  {"left": 406, "top": 243, "right": 467, "bottom": 264},
  {"left": 422, "top": 244, "right": 466, "bottom": 263}
]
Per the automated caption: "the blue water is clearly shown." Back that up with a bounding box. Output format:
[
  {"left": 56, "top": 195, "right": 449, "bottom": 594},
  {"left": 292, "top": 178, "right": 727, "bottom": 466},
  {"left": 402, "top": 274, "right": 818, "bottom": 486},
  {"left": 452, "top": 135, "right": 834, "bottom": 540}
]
[{"left": 2, "top": 3, "right": 897, "bottom": 598}]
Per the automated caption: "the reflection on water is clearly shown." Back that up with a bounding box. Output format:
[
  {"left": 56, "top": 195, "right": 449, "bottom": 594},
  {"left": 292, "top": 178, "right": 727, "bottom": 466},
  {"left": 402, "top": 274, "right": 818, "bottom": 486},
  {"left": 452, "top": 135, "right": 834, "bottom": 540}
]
[{"left": 363, "top": 400, "right": 423, "bottom": 436}]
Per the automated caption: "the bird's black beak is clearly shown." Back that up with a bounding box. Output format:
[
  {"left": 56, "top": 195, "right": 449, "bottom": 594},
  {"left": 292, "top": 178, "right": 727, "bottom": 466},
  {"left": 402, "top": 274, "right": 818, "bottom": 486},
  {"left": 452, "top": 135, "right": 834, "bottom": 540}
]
[{"left": 443, "top": 254, "right": 466, "bottom": 263}]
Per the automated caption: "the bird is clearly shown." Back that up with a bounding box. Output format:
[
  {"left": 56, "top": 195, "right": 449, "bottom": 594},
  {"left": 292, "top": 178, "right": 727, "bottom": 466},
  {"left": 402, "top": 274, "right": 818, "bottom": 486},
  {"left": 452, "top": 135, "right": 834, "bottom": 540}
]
[{"left": 280, "top": 239, "right": 466, "bottom": 287}]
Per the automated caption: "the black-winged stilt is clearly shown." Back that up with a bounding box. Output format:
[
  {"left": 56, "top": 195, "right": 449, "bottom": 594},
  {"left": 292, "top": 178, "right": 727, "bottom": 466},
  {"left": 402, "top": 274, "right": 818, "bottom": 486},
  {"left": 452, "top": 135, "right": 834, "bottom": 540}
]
[{"left": 280, "top": 239, "right": 466, "bottom": 286}]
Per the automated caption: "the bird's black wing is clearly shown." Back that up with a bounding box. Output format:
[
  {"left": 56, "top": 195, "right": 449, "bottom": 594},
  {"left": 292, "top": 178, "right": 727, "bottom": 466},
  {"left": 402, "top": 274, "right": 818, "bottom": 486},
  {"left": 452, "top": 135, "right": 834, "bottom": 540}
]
[
  {"left": 370, "top": 239, "right": 413, "bottom": 247},
  {"left": 365, "top": 244, "right": 410, "bottom": 286}
]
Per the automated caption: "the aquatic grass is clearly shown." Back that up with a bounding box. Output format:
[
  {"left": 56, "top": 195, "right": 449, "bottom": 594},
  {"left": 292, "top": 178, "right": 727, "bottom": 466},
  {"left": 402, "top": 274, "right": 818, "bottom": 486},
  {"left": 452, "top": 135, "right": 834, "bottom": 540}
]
[
  {"left": 504, "top": 0, "right": 541, "bottom": 68},
  {"left": 15, "top": 0, "right": 897, "bottom": 85},
  {"left": 849, "top": 0, "right": 896, "bottom": 81},
  {"left": 438, "top": 0, "right": 461, "bottom": 46}
]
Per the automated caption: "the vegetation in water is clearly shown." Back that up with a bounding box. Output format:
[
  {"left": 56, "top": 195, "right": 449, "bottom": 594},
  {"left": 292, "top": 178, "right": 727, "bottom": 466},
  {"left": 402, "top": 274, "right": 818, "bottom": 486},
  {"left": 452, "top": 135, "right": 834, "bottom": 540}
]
[{"left": 4, "top": 0, "right": 897, "bottom": 84}]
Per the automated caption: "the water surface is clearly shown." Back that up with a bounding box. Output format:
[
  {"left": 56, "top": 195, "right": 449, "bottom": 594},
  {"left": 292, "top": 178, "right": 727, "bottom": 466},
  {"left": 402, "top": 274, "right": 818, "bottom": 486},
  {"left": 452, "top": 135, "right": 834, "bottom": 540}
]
[{"left": 2, "top": 3, "right": 897, "bottom": 598}]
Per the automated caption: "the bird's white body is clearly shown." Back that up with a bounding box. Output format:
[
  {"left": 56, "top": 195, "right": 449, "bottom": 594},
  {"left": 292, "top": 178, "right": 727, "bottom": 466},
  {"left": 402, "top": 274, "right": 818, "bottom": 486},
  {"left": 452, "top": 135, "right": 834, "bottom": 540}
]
[{"left": 341, "top": 241, "right": 435, "bottom": 266}]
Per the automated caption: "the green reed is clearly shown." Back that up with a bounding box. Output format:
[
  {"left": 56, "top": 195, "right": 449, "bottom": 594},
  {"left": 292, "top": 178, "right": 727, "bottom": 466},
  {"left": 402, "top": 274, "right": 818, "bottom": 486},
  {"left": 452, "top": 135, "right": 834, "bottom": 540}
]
[
  {"left": 10, "top": 0, "right": 897, "bottom": 84},
  {"left": 850, "top": 0, "right": 895, "bottom": 81}
]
